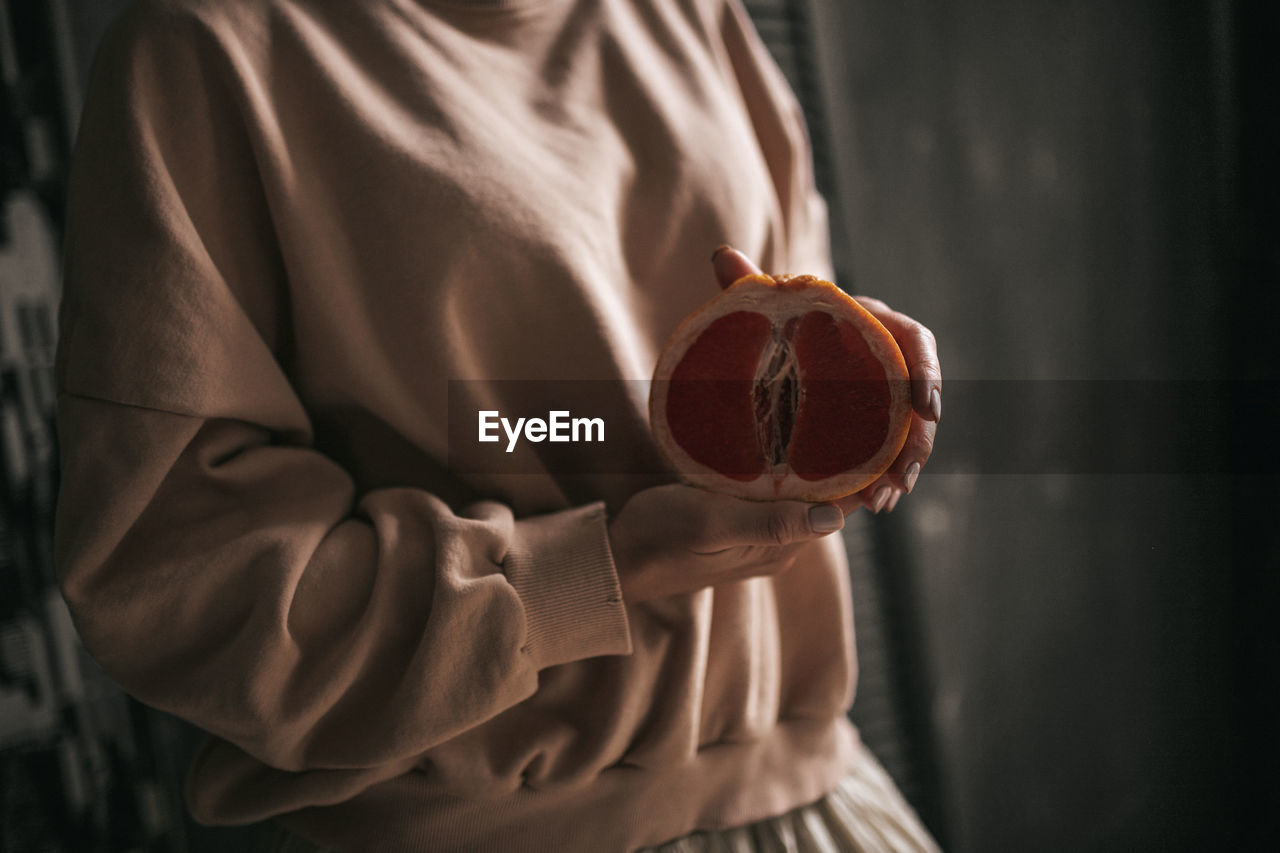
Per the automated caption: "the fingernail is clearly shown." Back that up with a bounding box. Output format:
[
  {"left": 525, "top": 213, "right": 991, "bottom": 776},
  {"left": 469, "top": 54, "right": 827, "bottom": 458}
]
[
  {"left": 711, "top": 244, "right": 733, "bottom": 262},
  {"left": 872, "top": 486, "right": 892, "bottom": 513},
  {"left": 886, "top": 490, "right": 903, "bottom": 512},
  {"left": 808, "top": 505, "right": 844, "bottom": 534},
  {"left": 903, "top": 461, "right": 921, "bottom": 493},
  {"left": 928, "top": 388, "right": 942, "bottom": 422}
]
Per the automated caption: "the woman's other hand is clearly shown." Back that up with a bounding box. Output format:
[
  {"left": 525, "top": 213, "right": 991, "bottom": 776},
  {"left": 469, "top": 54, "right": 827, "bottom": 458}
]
[
  {"left": 609, "top": 484, "right": 844, "bottom": 604},
  {"left": 710, "top": 245, "right": 942, "bottom": 516},
  {"left": 841, "top": 293, "right": 941, "bottom": 514}
]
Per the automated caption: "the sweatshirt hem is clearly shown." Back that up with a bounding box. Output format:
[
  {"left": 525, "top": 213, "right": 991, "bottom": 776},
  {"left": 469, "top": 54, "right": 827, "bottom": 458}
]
[{"left": 274, "top": 716, "right": 859, "bottom": 853}]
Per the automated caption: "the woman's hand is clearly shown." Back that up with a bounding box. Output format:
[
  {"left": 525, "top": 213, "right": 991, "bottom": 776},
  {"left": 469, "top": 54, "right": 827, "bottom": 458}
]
[
  {"left": 710, "top": 245, "right": 941, "bottom": 516},
  {"left": 614, "top": 247, "right": 942, "bottom": 603},
  {"left": 609, "top": 484, "right": 845, "bottom": 604},
  {"left": 842, "top": 294, "right": 941, "bottom": 514}
]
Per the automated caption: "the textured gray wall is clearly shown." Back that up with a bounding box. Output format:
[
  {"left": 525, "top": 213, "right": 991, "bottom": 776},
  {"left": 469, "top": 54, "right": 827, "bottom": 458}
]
[{"left": 812, "top": 1, "right": 1251, "bottom": 850}]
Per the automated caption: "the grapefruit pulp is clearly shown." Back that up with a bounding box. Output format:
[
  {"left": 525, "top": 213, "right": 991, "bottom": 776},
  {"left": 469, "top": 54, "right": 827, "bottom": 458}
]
[{"left": 649, "top": 273, "right": 912, "bottom": 501}]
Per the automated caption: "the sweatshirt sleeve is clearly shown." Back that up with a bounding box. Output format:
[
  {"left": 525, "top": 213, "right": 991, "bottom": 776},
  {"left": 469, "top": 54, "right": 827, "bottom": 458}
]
[
  {"left": 54, "top": 3, "right": 631, "bottom": 775},
  {"left": 718, "top": 0, "right": 836, "bottom": 281}
]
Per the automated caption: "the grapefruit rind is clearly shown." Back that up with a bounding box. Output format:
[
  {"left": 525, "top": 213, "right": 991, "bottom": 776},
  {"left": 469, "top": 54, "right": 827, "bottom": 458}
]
[{"left": 649, "top": 273, "right": 912, "bottom": 502}]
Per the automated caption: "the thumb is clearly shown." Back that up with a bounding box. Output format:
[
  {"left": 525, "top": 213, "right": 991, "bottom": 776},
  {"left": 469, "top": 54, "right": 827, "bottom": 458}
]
[
  {"left": 708, "top": 499, "right": 845, "bottom": 548},
  {"left": 712, "top": 245, "right": 764, "bottom": 290}
]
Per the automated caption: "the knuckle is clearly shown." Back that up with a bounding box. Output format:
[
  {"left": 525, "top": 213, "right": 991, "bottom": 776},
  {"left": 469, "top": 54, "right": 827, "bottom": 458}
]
[
  {"left": 909, "top": 326, "right": 940, "bottom": 363},
  {"left": 916, "top": 362, "right": 942, "bottom": 384},
  {"left": 766, "top": 513, "right": 794, "bottom": 546},
  {"left": 854, "top": 296, "right": 891, "bottom": 315},
  {"left": 908, "top": 427, "right": 937, "bottom": 461},
  {"left": 915, "top": 322, "right": 937, "bottom": 348}
]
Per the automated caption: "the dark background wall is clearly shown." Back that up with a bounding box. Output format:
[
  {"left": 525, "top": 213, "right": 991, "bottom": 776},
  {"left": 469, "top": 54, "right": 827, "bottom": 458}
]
[
  {"left": 808, "top": 0, "right": 1277, "bottom": 850},
  {"left": 1, "top": 1, "right": 1276, "bottom": 851}
]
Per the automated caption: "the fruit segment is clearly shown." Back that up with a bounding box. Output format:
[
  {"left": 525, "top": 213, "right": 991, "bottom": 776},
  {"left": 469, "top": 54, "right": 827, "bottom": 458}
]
[
  {"left": 666, "top": 307, "right": 893, "bottom": 483},
  {"left": 667, "top": 310, "right": 771, "bottom": 480},
  {"left": 788, "top": 312, "right": 892, "bottom": 480}
]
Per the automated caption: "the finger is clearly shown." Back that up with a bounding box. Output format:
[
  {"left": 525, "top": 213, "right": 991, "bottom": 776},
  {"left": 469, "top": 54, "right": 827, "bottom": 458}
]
[
  {"left": 712, "top": 244, "right": 764, "bottom": 290},
  {"left": 860, "top": 412, "right": 938, "bottom": 504},
  {"left": 885, "top": 489, "right": 903, "bottom": 513},
  {"left": 861, "top": 483, "right": 895, "bottom": 514},
  {"left": 830, "top": 493, "right": 864, "bottom": 516},
  {"left": 698, "top": 496, "right": 843, "bottom": 550},
  {"left": 853, "top": 297, "right": 942, "bottom": 422},
  {"left": 893, "top": 412, "right": 937, "bottom": 491},
  {"left": 820, "top": 375, "right": 941, "bottom": 515}
]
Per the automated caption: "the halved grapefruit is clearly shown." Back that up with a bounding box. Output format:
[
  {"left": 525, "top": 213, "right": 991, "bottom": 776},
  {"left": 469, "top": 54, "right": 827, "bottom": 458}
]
[{"left": 649, "top": 273, "right": 912, "bottom": 501}]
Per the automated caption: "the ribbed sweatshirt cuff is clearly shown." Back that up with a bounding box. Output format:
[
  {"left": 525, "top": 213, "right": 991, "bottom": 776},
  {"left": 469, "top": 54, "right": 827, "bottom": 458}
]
[{"left": 505, "top": 502, "right": 632, "bottom": 670}]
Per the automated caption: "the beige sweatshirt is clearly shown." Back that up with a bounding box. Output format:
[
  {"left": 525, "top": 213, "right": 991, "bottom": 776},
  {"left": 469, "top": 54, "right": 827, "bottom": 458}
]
[{"left": 54, "top": 0, "right": 860, "bottom": 850}]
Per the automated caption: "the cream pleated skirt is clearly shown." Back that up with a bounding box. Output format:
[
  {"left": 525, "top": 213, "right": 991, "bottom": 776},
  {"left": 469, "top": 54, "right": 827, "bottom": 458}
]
[
  {"left": 634, "top": 738, "right": 941, "bottom": 853},
  {"left": 265, "top": 738, "right": 941, "bottom": 853}
]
